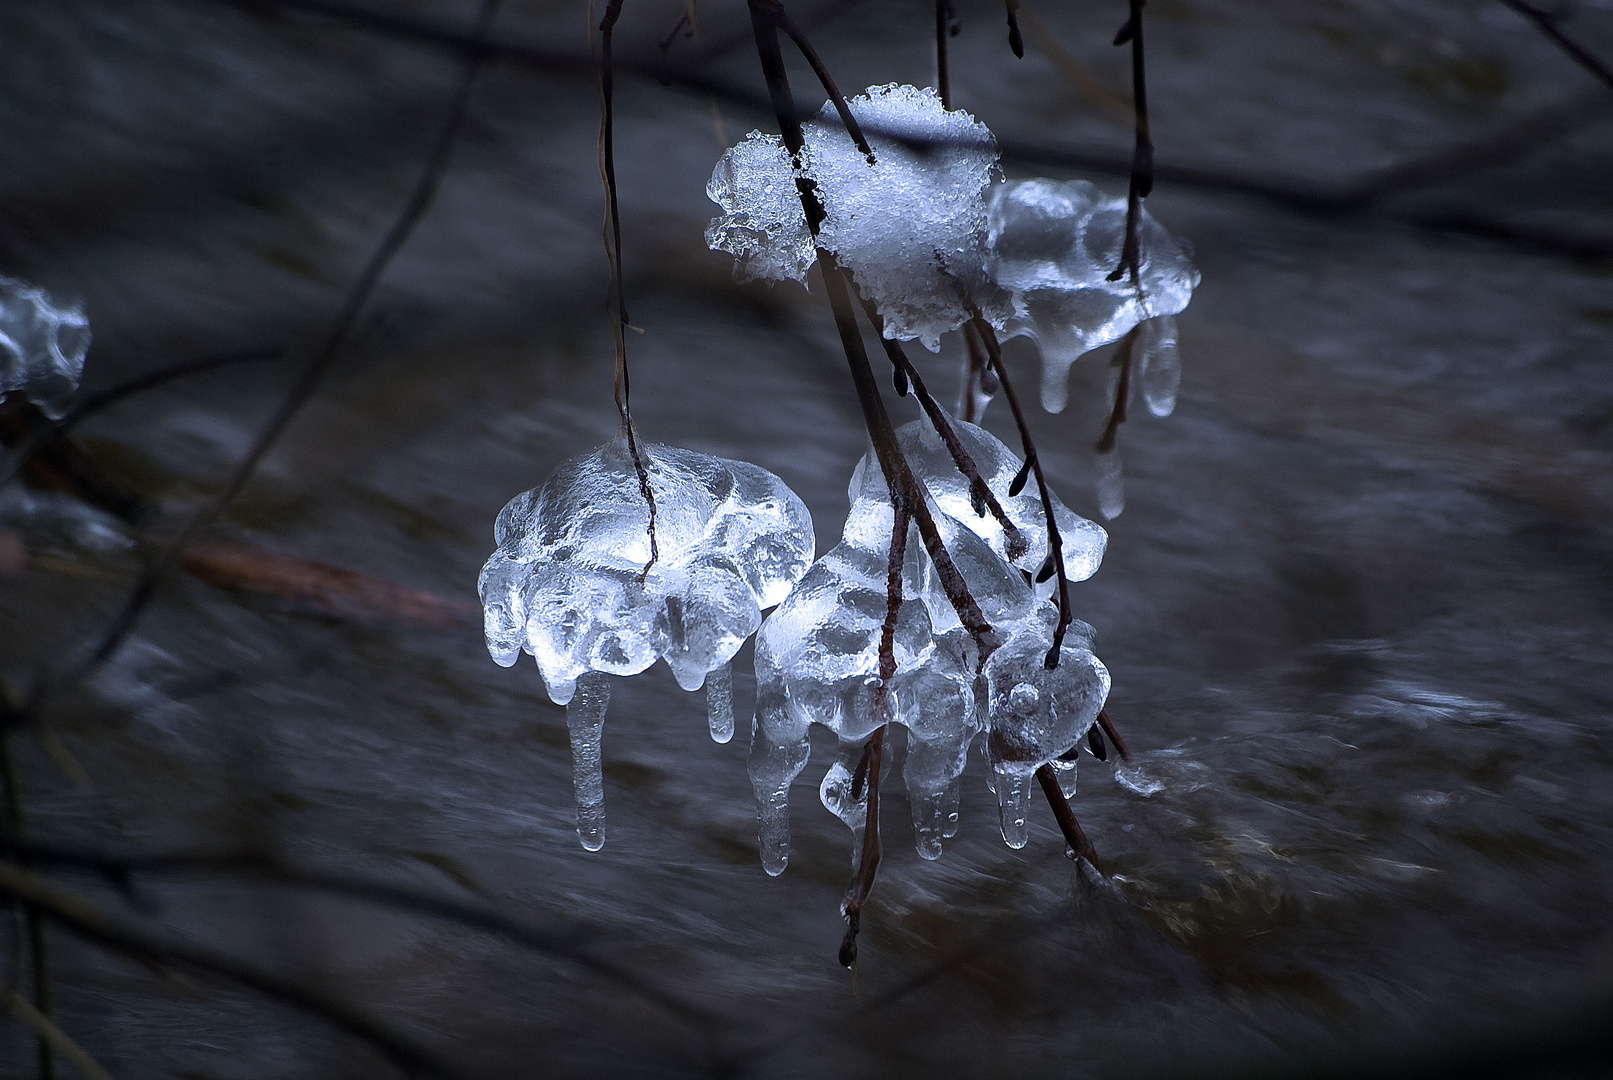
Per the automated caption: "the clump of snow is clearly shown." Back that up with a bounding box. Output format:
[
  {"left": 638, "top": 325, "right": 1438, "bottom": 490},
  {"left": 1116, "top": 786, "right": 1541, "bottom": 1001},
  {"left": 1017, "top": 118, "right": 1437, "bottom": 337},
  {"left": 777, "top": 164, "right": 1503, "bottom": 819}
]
[
  {"left": 0, "top": 276, "right": 91, "bottom": 414},
  {"left": 479, "top": 432, "right": 814, "bottom": 850},
  {"left": 987, "top": 179, "right": 1198, "bottom": 413},
  {"left": 707, "top": 84, "right": 1012, "bottom": 350},
  {"left": 749, "top": 416, "right": 1108, "bottom": 871}
]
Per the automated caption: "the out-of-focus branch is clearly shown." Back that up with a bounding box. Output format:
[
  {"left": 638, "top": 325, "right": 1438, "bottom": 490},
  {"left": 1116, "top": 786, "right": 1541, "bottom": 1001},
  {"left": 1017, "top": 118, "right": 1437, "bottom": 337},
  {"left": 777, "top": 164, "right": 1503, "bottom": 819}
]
[{"left": 0, "top": 860, "right": 456, "bottom": 1078}]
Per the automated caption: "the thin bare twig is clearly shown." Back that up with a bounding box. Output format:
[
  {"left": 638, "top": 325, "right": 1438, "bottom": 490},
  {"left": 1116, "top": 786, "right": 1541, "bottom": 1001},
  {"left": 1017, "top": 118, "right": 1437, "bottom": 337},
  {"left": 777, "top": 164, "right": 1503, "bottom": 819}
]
[
  {"left": 846, "top": 280, "right": 1026, "bottom": 559},
  {"left": 1108, "top": 0, "right": 1152, "bottom": 286},
  {"left": 1004, "top": 0, "right": 1024, "bottom": 58},
  {"left": 771, "top": 3, "right": 876, "bottom": 163},
  {"left": 1097, "top": 708, "right": 1131, "bottom": 761},
  {"left": 596, "top": 0, "right": 661, "bottom": 578},
  {"left": 973, "top": 320, "right": 1071, "bottom": 668},
  {"left": 1095, "top": 323, "right": 1138, "bottom": 454},
  {"left": 1035, "top": 762, "right": 1102, "bottom": 871}
]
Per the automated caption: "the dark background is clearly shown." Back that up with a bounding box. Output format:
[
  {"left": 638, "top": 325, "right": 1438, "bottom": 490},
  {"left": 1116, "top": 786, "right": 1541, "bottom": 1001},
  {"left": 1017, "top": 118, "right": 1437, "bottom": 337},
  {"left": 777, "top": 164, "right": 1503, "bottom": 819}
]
[{"left": 2, "top": 0, "right": 1612, "bottom": 1076}]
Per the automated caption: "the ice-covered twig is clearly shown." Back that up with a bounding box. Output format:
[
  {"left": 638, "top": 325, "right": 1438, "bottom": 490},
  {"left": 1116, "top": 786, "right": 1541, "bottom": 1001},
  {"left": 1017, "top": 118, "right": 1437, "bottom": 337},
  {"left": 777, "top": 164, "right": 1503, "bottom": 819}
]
[
  {"left": 745, "top": 0, "right": 999, "bottom": 663},
  {"left": 847, "top": 277, "right": 1025, "bottom": 560},
  {"left": 973, "top": 319, "right": 1071, "bottom": 669}
]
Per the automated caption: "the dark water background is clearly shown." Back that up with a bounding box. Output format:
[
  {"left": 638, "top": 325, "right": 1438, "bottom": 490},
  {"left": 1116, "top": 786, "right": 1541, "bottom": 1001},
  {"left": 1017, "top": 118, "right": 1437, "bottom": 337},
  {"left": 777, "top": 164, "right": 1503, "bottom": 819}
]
[{"left": 2, "top": 0, "right": 1612, "bottom": 1076}]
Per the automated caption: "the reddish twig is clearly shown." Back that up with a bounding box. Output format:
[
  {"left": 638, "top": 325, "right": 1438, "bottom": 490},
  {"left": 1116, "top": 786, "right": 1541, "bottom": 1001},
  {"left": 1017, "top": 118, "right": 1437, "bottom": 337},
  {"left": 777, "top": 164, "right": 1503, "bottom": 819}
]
[
  {"left": 1035, "top": 763, "right": 1101, "bottom": 871},
  {"left": 1107, "top": 0, "right": 1152, "bottom": 286},
  {"left": 1095, "top": 323, "right": 1138, "bottom": 454},
  {"left": 847, "top": 280, "right": 1026, "bottom": 559},
  {"left": 972, "top": 320, "right": 1071, "bottom": 668}
]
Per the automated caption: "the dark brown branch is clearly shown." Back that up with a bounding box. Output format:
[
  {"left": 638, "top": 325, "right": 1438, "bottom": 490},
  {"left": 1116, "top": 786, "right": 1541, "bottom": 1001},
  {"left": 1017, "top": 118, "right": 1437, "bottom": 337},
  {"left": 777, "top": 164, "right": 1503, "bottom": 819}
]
[
  {"left": 1498, "top": 0, "right": 1613, "bottom": 93},
  {"left": 1096, "top": 708, "right": 1131, "bottom": 761},
  {"left": 935, "top": 0, "right": 951, "bottom": 108},
  {"left": 1095, "top": 323, "right": 1138, "bottom": 454},
  {"left": 847, "top": 280, "right": 1026, "bottom": 559},
  {"left": 1004, "top": 0, "right": 1024, "bottom": 58},
  {"left": 838, "top": 725, "right": 885, "bottom": 968},
  {"left": 0, "top": 861, "right": 456, "bottom": 1078},
  {"left": 34, "top": 0, "right": 506, "bottom": 712},
  {"left": 973, "top": 321, "right": 1071, "bottom": 668},
  {"left": 770, "top": 6, "right": 875, "bottom": 163},
  {"left": 1035, "top": 763, "right": 1101, "bottom": 871},
  {"left": 1108, "top": 0, "right": 1152, "bottom": 285}
]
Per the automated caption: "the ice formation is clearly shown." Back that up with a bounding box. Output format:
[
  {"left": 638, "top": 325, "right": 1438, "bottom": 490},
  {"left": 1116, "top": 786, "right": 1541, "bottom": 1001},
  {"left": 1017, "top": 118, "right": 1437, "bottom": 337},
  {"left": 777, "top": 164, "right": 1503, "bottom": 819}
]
[
  {"left": 479, "top": 432, "right": 814, "bottom": 849},
  {"left": 706, "top": 95, "right": 1199, "bottom": 417},
  {"left": 0, "top": 276, "right": 91, "bottom": 413},
  {"left": 707, "top": 84, "right": 1013, "bottom": 350},
  {"left": 986, "top": 179, "right": 1198, "bottom": 413},
  {"left": 749, "top": 416, "right": 1109, "bottom": 872}
]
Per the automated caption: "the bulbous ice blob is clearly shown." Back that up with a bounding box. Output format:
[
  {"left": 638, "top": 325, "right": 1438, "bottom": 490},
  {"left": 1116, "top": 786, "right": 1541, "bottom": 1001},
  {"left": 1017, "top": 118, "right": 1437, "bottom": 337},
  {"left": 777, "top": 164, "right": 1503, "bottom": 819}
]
[
  {"left": 986, "top": 179, "right": 1198, "bottom": 413},
  {"left": 984, "top": 630, "right": 1110, "bottom": 772},
  {"left": 481, "top": 432, "right": 814, "bottom": 851},
  {"left": 481, "top": 432, "right": 814, "bottom": 703},
  {"left": 707, "top": 85, "right": 1013, "bottom": 350},
  {"left": 0, "top": 276, "right": 90, "bottom": 414}
]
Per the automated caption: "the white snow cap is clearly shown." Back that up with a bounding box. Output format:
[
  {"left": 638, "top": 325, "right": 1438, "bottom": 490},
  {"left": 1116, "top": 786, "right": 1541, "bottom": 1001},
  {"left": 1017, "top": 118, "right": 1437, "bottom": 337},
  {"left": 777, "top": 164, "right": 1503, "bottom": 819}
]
[
  {"left": 707, "top": 84, "right": 1013, "bottom": 350},
  {"left": 0, "top": 276, "right": 91, "bottom": 413}
]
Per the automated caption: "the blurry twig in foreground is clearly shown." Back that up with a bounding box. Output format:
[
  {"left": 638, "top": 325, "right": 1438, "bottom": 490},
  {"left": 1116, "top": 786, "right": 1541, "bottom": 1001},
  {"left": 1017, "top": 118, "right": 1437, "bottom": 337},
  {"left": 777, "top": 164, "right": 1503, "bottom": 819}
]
[
  {"left": 1498, "top": 0, "right": 1613, "bottom": 91},
  {"left": 3, "top": 990, "right": 112, "bottom": 1080},
  {"left": 33, "top": 0, "right": 506, "bottom": 712},
  {"left": 0, "top": 861, "right": 456, "bottom": 1078},
  {"left": 0, "top": 348, "right": 284, "bottom": 500},
  {"left": 7, "top": 841, "right": 721, "bottom": 1032}
]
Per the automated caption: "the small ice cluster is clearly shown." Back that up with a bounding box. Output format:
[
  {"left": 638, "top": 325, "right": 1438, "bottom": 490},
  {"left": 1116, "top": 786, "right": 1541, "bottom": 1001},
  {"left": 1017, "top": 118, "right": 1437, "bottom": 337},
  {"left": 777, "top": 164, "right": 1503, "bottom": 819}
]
[
  {"left": 987, "top": 179, "right": 1197, "bottom": 413},
  {"left": 749, "top": 418, "right": 1110, "bottom": 873},
  {"left": 705, "top": 87, "right": 1197, "bottom": 410},
  {"left": 478, "top": 433, "right": 814, "bottom": 850},
  {"left": 0, "top": 276, "right": 91, "bottom": 414}
]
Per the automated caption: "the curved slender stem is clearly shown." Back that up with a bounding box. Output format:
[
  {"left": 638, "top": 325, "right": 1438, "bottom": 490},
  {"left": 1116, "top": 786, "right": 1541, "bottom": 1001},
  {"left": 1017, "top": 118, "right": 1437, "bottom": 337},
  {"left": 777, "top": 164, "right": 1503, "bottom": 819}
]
[{"left": 973, "top": 319, "right": 1071, "bottom": 667}]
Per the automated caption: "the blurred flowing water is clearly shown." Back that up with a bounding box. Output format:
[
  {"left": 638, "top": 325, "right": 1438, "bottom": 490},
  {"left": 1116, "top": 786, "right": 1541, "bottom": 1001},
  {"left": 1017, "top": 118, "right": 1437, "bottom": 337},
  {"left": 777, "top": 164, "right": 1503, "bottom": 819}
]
[{"left": 2, "top": 0, "right": 1612, "bottom": 1076}]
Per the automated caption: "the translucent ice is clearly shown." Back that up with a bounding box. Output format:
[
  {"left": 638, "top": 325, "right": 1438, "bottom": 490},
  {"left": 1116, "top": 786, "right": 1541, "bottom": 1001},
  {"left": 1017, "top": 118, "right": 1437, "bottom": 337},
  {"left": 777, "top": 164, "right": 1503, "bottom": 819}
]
[
  {"left": 1137, "top": 314, "right": 1182, "bottom": 417},
  {"left": 480, "top": 432, "right": 814, "bottom": 849},
  {"left": 857, "top": 417, "right": 1108, "bottom": 588},
  {"left": 986, "top": 179, "right": 1198, "bottom": 412},
  {"left": 708, "top": 85, "right": 1013, "bottom": 350},
  {"left": 751, "top": 416, "right": 1111, "bottom": 866},
  {"left": 0, "top": 276, "right": 90, "bottom": 413}
]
